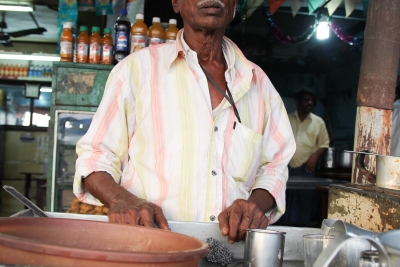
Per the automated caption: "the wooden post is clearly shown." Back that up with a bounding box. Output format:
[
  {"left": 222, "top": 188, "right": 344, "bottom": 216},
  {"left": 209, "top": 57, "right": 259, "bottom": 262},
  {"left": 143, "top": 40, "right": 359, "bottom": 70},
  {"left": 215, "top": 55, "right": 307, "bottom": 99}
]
[{"left": 352, "top": 0, "right": 400, "bottom": 184}]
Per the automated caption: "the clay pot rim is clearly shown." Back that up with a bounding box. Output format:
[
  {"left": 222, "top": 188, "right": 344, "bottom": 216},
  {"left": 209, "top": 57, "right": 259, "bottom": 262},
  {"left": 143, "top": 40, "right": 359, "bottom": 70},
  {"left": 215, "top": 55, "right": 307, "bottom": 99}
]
[{"left": 0, "top": 217, "right": 209, "bottom": 263}]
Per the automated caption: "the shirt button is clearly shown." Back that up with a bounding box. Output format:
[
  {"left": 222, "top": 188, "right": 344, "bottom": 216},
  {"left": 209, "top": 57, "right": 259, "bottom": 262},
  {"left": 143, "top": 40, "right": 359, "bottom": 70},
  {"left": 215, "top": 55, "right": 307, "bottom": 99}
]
[
  {"left": 214, "top": 126, "right": 218, "bottom": 132},
  {"left": 210, "top": 215, "right": 216, "bottom": 221},
  {"left": 211, "top": 170, "right": 217, "bottom": 176}
]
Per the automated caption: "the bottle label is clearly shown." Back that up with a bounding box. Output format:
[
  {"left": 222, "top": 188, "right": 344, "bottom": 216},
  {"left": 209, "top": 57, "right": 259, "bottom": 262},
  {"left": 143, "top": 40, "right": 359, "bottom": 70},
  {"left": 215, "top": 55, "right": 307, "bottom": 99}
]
[
  {"left": 60, "top": 41, "right": 73, "bottom": 57},
  {"left": 89, "top": 43, "right": 101, "bottom": 63},
  {"left": 148, "top": 37, "right": 164, "bottom": 46},
  {"left": 164, "top": 39, "right": 175, "bottom": 43},
  {"left": 102, "top": 44, "right": 113, "bottom": 64},
  {"left": 77, "top": 43, "right": 88, "bottom": 62},
  {"left": 116, "top": 31, "right": 129, "bottom": 52},
  {"left": 130, "top": 35, "right": 147, "bottom": 53}
]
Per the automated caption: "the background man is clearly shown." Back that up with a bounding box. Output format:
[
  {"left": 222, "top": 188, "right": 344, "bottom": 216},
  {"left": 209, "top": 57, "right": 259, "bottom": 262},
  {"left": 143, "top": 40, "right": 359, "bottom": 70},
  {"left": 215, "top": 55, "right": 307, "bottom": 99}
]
[
  {"left": 73, "top": 0, "right": 295, "bottom": 244},
  {"left": 288, "top": 87, "right": 329, "bottom": 176},
  {"left": 278, "top": 87, "right": 329, "bottom": 226}
]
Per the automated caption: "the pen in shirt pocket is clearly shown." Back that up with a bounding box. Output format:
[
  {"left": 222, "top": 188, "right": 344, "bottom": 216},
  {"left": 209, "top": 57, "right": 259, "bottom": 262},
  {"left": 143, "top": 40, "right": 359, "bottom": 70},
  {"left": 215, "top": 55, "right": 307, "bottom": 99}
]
[{"left": 233, "top": 121, "right": 237, "bottom": 130}]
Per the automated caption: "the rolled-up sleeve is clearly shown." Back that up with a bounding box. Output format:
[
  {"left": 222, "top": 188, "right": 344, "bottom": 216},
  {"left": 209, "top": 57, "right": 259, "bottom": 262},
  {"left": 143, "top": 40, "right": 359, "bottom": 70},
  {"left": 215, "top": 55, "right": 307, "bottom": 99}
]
[
  {"left": 73, "top": 58, "right": 138, "bottom": 205},
  {"left": 251, "top": 74, "right": 296, "bottom": 224}
]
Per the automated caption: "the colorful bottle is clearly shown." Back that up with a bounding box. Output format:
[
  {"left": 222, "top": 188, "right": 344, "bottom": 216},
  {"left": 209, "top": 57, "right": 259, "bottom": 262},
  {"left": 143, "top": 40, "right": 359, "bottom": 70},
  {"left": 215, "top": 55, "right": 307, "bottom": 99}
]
[
  {"left": 164, "top": 19, "right": 179, "bottom": 43},
  {"left": 89, "top": 26, "right": 102, "bottom": 64},
  {"left": 114, "top": 9, "right": 131, "bottom": 64},
  {"left": 60, "top": 22, "right": 74, "bottom": 62},
  {"left": 148, "top": 17, "right": 164, "bottom": 46},
  {"left": 101, "top": 28, "right": 114, "bottom": 64},
  {"left": 76, "top": 26, "right": 89, "bottom": 63},
  {"left": 130, "top": 13, "right": 147, "bottom": 53}
]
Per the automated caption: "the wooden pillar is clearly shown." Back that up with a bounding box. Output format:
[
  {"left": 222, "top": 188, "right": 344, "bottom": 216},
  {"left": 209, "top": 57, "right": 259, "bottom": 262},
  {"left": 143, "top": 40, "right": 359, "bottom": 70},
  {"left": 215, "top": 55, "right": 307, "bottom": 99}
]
[{"left": 352, "top": 0, "right": 400, "bottom": 184}]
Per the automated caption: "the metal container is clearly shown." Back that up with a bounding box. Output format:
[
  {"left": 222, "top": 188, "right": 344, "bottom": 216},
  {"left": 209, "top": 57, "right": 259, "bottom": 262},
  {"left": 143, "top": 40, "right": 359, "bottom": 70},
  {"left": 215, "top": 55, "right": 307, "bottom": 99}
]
[
  {"left": 243, "top": 229, "right": 286, "bottom": 267},
  {"left": 322, "top": 147, "right": 337, "bottom": 169},
  {"left": 337, "top": 151, "right": 353, "bottom": 169},
  {"left": 359, "top": 250, "right": 380, "bottom": 267},
  {"left": 378, "top": 230, "right": 400, "bottom": 266}
]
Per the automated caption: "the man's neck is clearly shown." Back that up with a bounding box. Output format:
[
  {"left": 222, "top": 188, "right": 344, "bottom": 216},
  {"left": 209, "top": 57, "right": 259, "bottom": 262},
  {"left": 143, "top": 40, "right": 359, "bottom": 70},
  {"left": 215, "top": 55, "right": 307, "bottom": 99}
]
[
  {"left": 297, "top": 111, "right": 310, "bottom": 122},
  {"left": 182, "top": 27, "right": 225, "bottom": 64}
]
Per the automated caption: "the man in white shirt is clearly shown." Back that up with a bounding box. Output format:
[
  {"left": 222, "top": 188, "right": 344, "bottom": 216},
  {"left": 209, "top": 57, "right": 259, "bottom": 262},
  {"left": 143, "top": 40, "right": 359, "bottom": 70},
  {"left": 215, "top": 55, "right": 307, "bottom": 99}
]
[{"left": 74, "top": 0, "right": 296, "bottom": 243}]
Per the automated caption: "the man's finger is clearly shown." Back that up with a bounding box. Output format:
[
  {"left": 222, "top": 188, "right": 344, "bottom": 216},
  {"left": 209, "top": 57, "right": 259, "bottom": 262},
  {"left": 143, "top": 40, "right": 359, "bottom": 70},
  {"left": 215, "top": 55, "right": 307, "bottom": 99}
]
[
  {"left": 154, "top": 208, "right": 171, "bottom": 230},
  {"left": 227, "top": 205, "right": 243, "bottom": 244},
  {"left": 218, "top": 210, "right": 230, "bottom": 236}
]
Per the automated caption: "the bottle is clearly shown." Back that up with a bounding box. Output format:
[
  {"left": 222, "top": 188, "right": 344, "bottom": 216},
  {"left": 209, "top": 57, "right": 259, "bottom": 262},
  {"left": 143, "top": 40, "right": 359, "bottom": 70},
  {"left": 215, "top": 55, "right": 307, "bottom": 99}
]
[
  {"left": 89, "top": 26, "right": 102, "bottom": 64},
  {"left": 76, "top": 26, "right": 89, "bottom": 63},
  {"left": 130, "top": 13, "right": 148, "bottom": 53},
  {"left": 114, "top": 9, "right": 131, "bottom": 64},
  {"left": 101, "top": 28, "right": 114, "bottom": 64},
  {"left": 148, "top": 17, "right": 164, "bottom": 46},
  {"left": 164, "top": 19, "right": 179, "bottom": 43},
  {"left": 60, "top": 22, "right": 74, "bottom": 62}
]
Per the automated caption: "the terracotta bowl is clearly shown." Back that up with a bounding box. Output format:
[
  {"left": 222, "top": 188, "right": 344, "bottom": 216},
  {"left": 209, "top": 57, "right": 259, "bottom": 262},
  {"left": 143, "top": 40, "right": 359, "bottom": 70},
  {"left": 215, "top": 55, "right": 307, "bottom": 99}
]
[{"left": 0, "top": 217, "right": 209, "bottom": 267}]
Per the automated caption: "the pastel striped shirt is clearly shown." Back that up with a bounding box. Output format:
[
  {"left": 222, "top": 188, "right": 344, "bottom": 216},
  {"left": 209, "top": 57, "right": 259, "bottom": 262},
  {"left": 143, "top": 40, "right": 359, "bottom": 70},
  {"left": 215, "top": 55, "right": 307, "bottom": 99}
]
[{"left": 74, "top": 30, "right": 296, "bottom": 224}]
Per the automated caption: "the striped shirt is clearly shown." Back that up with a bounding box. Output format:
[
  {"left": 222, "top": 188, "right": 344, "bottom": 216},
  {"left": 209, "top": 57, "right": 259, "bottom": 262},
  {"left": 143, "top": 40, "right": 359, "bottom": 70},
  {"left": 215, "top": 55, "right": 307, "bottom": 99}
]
[{"left": 74, "top": 30, "right": 296, "bottom": 224}]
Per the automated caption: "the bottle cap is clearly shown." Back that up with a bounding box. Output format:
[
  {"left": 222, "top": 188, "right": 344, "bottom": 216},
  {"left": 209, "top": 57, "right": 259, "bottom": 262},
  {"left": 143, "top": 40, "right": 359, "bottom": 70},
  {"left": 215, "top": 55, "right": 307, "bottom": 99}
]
[
  {"left": 63, "top": 22, "right": 72, "bottom": 29},
  {"left": 120, "top": 9, "right": 127, "bottom": 15},
  {"left": 92, "top": 26, "right": 100, "bottom": 33},
  {"left": 79, "top": 25, "right": 88, "bottom": 32},
  {"left": 152, "top": 17, "right": 160, "bottom": 23},
  {"left": 169, "top": 19, "right": 177, "bottom": 25},
  {"left": 136, "top": 14, "right": 144, "bottom": 20},
  {"left": 104, "top": 28, "right": 112, "bottom": 34}
]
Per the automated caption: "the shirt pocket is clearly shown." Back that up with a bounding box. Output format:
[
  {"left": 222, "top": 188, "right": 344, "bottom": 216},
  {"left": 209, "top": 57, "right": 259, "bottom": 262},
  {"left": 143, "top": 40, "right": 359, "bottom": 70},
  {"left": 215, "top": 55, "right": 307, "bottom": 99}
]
[
  {"left": 300, "top": 128, "right": 318, "bottom": 148},
  {"left": 224, "top": 122, "right": 263, "bottom": 184}
]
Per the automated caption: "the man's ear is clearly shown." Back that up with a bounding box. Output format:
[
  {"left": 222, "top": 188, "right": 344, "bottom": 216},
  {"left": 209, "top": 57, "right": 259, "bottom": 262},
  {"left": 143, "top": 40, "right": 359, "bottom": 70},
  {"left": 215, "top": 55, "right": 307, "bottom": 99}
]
[{"left": 171, "top": 0, "right": 180, "bottom": 13}]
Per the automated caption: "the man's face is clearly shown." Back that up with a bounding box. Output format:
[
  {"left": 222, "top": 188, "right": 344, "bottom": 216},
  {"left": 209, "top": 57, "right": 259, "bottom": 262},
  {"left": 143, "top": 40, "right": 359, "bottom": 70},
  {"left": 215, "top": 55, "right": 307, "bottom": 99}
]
[
  {"left": 172, "top": 0, "right": 237, "bottom": 31},
  {"left": 297, "top": 93, "right": 315, "bottom": 114}
]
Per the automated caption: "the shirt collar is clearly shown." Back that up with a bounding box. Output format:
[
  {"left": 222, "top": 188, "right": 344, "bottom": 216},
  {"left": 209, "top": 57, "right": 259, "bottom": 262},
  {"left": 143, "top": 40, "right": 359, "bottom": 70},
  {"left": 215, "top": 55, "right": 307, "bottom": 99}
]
[{"left": 295, "top": 110, "right": 313, "bottom": 121}]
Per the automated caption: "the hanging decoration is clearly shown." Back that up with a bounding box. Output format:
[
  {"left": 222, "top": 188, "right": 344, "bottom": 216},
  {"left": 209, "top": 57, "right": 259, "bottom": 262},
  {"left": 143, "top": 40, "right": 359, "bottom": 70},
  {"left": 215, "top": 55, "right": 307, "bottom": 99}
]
[
  {"left": 264, "top": 7, "right": 316, "bottom": 44},
  {"left": 268, "top": 0, "right": 285, "bottom": 15},
  {"left": 329, "top": 21, "right": 363, "bottom": 45},
  {"left": 327, "top": 0, "right": 343, "bottom": 16},
  {"left": 264, "top": 7, "right": 363, "bottom": 46},
  {"left": 308, "top": 0, "right": 325, "bottom": 14},
  {"left": 290, "top": 0, "right": 306, "bottom": 17},
  {"left": 344, "top": 0, "right": 362, "bottom": 17}
]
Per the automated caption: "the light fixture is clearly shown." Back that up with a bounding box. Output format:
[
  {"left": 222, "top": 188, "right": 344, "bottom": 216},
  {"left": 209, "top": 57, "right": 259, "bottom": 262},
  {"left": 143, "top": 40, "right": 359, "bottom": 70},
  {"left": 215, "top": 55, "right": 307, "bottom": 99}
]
[
  {"left": 40, "top": 87, "right": 52, "bottom": 93},
  {"left": 316, "top": 16, "right": 330, "bottom": 40},
  {"left": 0, "top": 52, "right": 60, "bottom": 61},
  {"left": 0, "top": 5, "right": 33, "bottom": 12}
]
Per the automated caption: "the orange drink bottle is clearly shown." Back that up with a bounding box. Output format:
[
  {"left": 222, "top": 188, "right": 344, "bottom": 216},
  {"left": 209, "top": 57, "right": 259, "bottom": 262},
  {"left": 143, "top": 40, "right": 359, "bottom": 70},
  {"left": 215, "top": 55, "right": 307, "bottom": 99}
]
[
  {"left": 148, "top": 17, "right": 164, "bottom": 46},
  {"left": 60, "top": 22, "right": 74, "bottom": 62},
  {"left": 76, "top": 25, "right": 89, "bottom": 63},
  {"left": 164, "top": 19, "right": 179, "bottom": 43},
  {"left": 101, "top": 28, "right": 114, "bottom": 64},
  {"left": 89, "top": 26, "right": 102, "bottom": 64},
  {"left": 130, "top": 13, "right": 148, "bottom": 53}
]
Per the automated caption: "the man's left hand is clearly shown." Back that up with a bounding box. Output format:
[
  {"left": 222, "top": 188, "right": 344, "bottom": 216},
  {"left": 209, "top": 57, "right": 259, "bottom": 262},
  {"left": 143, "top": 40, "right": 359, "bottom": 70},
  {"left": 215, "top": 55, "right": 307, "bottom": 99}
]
[
  {"left": 305, "top": 154, "right": 319, "bottom": 172},
  {"left": 218, "top": 199, "right": 269, "bottom": 244}
]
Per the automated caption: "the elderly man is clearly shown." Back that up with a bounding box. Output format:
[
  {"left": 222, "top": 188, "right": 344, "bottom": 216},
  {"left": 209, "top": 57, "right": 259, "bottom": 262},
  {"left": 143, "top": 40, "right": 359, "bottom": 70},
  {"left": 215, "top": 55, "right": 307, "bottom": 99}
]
[{"left": 74, "top": 0, "right": 295, "bottom": 244}]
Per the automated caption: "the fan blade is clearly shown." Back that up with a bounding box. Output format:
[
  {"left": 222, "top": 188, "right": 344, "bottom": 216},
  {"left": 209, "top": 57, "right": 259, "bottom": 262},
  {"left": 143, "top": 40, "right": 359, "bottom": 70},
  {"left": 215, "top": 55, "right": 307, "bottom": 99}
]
[
  {"left": 8, "top": 27, "right": 47, "bottom": 38},
  {"left": 2, "top": 41, "right": 13, "bottom": 47}
]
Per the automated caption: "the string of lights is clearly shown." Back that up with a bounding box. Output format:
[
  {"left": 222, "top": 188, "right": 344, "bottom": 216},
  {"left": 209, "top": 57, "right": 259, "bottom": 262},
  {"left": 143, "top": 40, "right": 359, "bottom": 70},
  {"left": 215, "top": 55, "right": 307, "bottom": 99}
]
[{"left": 263, "top": 7, "right": 364, "bottom": 46}]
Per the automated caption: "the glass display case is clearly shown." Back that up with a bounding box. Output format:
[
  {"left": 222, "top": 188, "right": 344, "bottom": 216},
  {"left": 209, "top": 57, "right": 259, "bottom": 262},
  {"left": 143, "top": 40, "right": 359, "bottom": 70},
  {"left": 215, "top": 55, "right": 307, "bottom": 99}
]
[{"left": 50, "top": 110, "right": 94, "bottom": 211}]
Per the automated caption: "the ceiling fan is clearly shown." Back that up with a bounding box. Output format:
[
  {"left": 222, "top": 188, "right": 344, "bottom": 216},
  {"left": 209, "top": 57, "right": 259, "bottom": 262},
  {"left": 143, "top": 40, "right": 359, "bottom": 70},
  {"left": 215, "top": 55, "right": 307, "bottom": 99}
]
[{"left": 0, "top": 11, "right": 47, "bottom": 46}]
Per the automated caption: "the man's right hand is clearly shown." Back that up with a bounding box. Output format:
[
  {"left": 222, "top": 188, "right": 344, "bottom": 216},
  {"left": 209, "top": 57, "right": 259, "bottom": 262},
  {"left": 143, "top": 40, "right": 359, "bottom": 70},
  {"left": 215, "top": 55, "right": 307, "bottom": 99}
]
[
  {"left": 83, "top": 171, "right": 170, "bottom": 230},
  {"left": 108, "top": 195, "right": 170, "bottom": 230}
]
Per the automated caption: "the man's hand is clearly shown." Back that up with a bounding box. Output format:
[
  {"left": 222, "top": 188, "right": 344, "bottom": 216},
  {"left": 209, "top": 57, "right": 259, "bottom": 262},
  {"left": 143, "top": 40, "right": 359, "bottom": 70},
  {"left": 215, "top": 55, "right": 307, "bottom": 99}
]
[
  {"left": 83, "top": 171, "right": 170, "bottom": 230},
  {"left": 108, "top": 195, "right": 170, "bottom": 230},
  {"left": 305, "top": 154, "right": 319, "bottom": 172},
  {"left": 218, "top": 198, "right": 269, "bottom": 244}
]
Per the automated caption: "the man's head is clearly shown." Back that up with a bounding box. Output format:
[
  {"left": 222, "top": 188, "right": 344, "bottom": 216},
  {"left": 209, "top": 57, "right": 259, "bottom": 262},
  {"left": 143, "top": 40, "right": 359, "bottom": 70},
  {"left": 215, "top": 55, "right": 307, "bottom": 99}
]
[
  {"left": 171, "top": 0, "right": 237, "bottom": 31},
  {"left": 294, "top": 87, "right": 316, "bottom": 115}
]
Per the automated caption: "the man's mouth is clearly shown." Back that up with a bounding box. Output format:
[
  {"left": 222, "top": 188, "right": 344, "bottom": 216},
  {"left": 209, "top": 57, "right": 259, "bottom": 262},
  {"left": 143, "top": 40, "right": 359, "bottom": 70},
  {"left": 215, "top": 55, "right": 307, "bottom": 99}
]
[{"left": 197, "top": 0, "right": 225, "bottom": 9}]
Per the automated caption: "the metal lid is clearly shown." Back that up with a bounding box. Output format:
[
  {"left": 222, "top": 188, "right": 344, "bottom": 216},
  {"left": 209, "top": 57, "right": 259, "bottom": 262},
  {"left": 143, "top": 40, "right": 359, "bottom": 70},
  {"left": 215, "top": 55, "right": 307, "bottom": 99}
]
[{"left": 361, "top": 250, "right": 379, "bottom": 262}]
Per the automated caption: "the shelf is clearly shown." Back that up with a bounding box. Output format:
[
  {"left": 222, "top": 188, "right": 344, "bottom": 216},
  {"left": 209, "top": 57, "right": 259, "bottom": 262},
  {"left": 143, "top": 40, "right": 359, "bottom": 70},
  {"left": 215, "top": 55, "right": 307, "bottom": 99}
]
[{"left": 0, "top": 76, "right": 52, "bottom": 82}]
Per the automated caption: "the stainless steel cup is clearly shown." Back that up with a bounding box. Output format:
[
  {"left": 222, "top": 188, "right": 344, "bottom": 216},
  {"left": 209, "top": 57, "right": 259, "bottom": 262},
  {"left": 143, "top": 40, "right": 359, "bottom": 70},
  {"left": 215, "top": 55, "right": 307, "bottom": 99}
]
[{"left": 243, "top": 229, "right": 286, "bottom": 267}]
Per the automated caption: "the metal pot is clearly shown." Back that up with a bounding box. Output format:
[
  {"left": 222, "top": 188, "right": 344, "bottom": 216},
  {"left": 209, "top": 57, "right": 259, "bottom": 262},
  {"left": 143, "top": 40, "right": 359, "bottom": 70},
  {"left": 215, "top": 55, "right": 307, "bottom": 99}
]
[
  {"left": 337, "top": 151, "right": 353, "bottom": 169},
  {"left": 321, "top": 147, "right": 337, "bottom": 169},
  {"left": 0, "top": 217, "right": 209, "bottom": 267}
]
